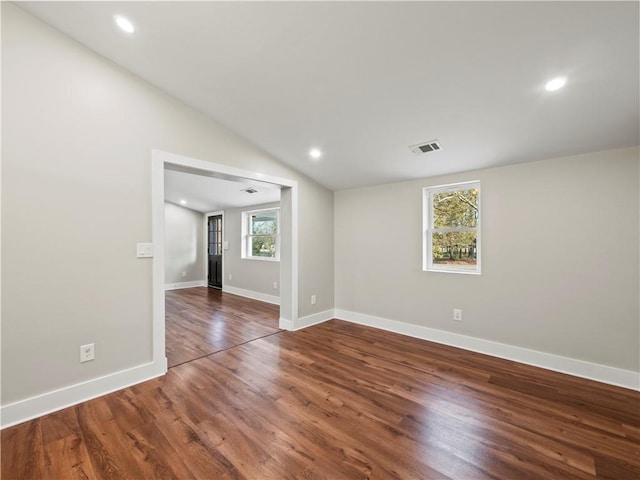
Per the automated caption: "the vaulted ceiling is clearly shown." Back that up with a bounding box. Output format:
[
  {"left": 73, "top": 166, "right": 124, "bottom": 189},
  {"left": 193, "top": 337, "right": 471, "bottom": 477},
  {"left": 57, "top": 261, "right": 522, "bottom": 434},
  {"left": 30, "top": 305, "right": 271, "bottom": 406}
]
[{"left": 18, "top": 1, "right": 640, "bottom": 190}]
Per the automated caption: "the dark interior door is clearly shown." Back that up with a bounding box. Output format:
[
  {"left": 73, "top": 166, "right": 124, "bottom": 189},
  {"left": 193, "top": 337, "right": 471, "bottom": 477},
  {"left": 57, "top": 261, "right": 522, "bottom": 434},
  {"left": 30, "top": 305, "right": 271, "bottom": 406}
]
[{"left": 208, "top": 215, "right": 223, "bottom": 289}]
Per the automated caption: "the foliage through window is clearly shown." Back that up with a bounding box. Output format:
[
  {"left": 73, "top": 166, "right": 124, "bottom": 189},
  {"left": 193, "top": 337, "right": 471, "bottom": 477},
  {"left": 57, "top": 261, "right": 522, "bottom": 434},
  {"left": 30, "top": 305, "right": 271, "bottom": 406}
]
[
  {"left": 242, "top": 208, "right": 279, "bottom": 261},
  {"left": 423, "top": 181, "right": 480, "bottom": 273}
]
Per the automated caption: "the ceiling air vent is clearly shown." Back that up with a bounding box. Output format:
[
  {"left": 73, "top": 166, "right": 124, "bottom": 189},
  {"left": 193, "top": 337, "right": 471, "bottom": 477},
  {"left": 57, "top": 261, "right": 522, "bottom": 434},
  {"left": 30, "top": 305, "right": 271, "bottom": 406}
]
[
  {"left": 410, "top": 140, "right": 443, "bottom": 155},
  {"left": 242, "top": 187, "right": 258, "bottom": 194}
]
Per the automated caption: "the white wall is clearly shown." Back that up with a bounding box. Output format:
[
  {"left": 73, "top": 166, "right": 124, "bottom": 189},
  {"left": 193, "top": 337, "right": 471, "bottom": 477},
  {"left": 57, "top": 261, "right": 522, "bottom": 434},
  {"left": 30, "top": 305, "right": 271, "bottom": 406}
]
[
  {"left": 335, "top": 147, "right": 639, "bottom": 373},
  {"left": 164, "top": 202, "right": 204, "bottom": 286},
  {"left": 1, "top": 4, "right": 334, "bottom": 407},
  {"left": 224, "top": 202, "right": 280, "bottom": 298}
]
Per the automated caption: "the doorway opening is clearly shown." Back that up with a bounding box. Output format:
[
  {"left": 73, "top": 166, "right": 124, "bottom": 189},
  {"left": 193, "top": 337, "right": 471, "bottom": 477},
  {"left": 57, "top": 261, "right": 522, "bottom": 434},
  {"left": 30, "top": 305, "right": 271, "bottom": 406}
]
[{"left": 151, "top": 149, "right": 298, "bottom": 372}]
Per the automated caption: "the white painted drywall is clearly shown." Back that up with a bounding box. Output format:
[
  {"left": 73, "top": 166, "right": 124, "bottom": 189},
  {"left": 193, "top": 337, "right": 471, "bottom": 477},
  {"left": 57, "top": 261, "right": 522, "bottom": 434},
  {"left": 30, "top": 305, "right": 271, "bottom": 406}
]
[
  {"left": 224, "top": 202, "right": 280, "bottom": 297},
  {"left": 164, "top": 202, "right": 204, "bottom": 285},
  {"left": 1, "top": 4, "right": 334, "bottom": 405},
  {"left": 335, "top": 147, "right": 639, "bottom": 372}
]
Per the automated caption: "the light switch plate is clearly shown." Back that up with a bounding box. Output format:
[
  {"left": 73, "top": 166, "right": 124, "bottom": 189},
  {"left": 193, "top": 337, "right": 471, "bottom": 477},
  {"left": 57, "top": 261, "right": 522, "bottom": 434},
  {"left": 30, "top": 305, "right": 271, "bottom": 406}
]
[
  {"left": 223, "top": 241, "right": 229, "bottom": 250},
  {"left": 137, "top": 243, "right": 154, "bottom": 258}
]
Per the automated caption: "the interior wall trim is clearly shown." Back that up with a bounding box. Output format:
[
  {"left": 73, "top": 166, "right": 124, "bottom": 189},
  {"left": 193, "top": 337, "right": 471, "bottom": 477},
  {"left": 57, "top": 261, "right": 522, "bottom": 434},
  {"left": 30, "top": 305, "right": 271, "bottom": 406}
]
[
  {"left": 334, "top": 309, "right": 640, "bottom": 391},
  {"left": 164, "top": 280, "right": 206, "bottom": 290},
  {"left": 293, "top": 309, "right": 334, "bottom": 330},
  {"left": 223, "top": 285, "right": 280, "bottom": 305},
  {"left": 1, "top": 360, "right": 167, "bottom": 429}
]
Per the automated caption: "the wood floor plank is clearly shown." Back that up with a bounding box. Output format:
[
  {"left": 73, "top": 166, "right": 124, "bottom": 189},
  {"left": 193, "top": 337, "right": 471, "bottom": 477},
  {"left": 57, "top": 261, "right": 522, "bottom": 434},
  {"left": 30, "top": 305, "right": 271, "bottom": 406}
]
[
  {"left": 42, "top": 433, "right": 97, "bottom": 480},
  {"left": 165, "top": 287, "right": 280, "bottom": 367},
  {"left": 3, "top": 304, "right": 639, "bottom": 479},
  {"left": 1, "top": 419, "right": 46, "bottom": 480}
]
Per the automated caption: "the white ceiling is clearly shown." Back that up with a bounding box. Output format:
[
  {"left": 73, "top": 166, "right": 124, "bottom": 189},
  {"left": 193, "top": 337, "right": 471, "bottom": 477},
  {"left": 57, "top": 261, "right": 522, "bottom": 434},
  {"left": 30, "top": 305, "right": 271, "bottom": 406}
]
[
  {"left": 165, "top": 169, "right": 280, "bottom": 213},
  {"left": 18, "top": 2, "right": 640, "bottom": 191}
]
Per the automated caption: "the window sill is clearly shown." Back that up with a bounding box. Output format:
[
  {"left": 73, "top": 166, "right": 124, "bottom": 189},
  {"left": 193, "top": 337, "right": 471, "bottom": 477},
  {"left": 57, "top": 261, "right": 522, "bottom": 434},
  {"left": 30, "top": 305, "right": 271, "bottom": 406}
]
[
  {"left": 242, "top": 256, "right": 280, "bottom": 263},
  {"left": 424, "top": 267, "right": 481, "bottom": 275}
]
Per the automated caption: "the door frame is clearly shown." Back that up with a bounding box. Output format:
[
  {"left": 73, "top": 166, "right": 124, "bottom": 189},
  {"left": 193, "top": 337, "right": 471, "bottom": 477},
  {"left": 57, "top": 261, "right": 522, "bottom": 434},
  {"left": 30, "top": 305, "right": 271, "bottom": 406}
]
[
  {"left": 204, "top": 210, "right": 224, "bottom": 289},
  {"left": 151, "top": 149, "right": 299, "bottom": 371}
]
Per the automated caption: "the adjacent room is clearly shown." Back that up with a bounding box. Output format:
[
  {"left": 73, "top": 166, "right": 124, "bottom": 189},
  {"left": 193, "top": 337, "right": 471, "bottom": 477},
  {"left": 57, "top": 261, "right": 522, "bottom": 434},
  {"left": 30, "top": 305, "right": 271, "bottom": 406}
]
[
  {"left": 2, "top": 2, "right": 639, "bottom": 479},
  {"left": 163, "top": 168, "right": 282, "bottom": 367}
]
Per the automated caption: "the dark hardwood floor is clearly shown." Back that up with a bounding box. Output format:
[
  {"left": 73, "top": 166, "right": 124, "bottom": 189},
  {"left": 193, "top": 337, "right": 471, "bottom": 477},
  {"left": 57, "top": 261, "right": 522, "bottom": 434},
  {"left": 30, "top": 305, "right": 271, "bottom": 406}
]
[
  {"left": 2, "top": 316, "right": 639, "bottom": 479},
  {"left": 165, "top": 287, "right": 280, "bottom": 368}
]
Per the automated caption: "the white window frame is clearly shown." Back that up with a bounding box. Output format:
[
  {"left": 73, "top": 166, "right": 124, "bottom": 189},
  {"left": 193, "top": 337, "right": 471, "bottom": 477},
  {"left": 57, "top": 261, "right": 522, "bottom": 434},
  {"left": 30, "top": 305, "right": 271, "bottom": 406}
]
[
  {"left": 423, "top": 180, "right": 481, "bottom": 274},
  {"left": 242, "top": 207, "right": 280, "bottom": 262}
]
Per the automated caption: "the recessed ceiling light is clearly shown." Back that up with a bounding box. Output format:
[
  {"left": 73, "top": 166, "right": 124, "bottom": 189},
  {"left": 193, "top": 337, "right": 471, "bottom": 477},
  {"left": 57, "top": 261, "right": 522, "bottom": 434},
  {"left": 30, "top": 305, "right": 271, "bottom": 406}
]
[
  {"left": 545, "top": 76, "right": 567, "bottom": 92},
  {"left": 309, "top": 148, "right": 322, "bottom": 160},
  {"left": 179, "top": 199, "right": 187, "bottom": 205},
  {"left": 114, "top": 15, "right": 135, "bottom": 34}
]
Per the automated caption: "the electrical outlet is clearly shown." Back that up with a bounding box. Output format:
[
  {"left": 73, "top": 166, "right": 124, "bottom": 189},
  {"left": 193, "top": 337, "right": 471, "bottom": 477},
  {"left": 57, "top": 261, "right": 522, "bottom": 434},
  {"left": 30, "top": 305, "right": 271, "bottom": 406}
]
[
  {"left": 453, "top": 309, "right": 462, "bottom": 321},
  {"left": 311, "top": 295, "right": 317, "bottom": 305},
  {"left": 80, "top": 343, "right": 95, "bottom": 363},
  {"left": 229, "top": 274, "right": 233, "bottom": 281},
  {"left": 181, "top": 271, "right": 187, "bottom": 278},
  {"left": 273, "top": 281, "right": 278, "bottom": 289}
]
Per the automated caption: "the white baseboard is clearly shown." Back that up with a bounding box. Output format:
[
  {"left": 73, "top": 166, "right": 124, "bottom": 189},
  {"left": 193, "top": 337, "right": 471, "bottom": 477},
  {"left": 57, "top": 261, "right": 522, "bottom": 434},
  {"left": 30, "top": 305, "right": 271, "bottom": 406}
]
[
  {"left": 223, "top": 285, "right": 280, "bottom": 305},
  {"left": 279, "top": 317, "right": 293, "bottom": 330},
  {"left": 279, "top": 309, "right": 334, "bottom": 331},
  {"left": 164, "top": 280, "right": 206, "bottom": 290},
  {"left": 1, "top": 359, "right": 167, "bottom": 429},
  {"left": 293, "top": 309, "right": 335, "bottom": 330},
  {"left": 334, "top": 309, "right": 640, "bottom": 391}
]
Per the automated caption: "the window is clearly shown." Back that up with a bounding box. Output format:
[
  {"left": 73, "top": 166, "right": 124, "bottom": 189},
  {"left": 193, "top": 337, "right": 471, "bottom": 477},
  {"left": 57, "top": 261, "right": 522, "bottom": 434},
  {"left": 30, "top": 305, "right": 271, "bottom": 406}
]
[
  {"left": 242, "top": 208, "right": 280, "bottom": 261},
  {"left": 423, "top": 181, "right": 480, "bottom": 274}
]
